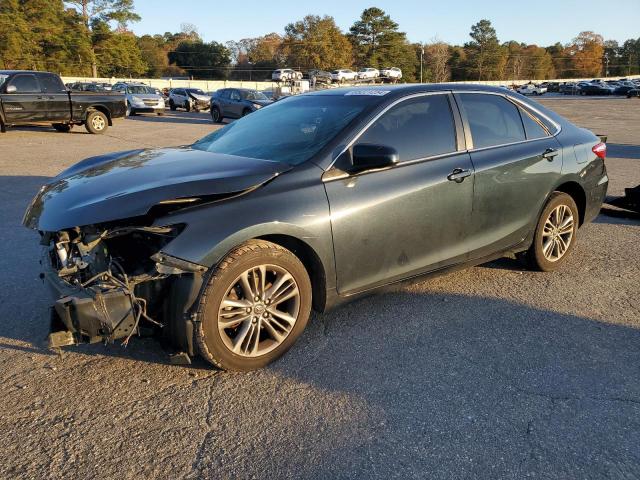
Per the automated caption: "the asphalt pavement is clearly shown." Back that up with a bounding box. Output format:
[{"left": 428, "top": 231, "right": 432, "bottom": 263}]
[{"left": 0, "top": 100, "right": 639, "bottom": 479}]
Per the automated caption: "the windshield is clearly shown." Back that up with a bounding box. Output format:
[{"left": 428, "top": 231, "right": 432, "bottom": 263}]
[
  {"left": 186, "top": 88, "right": 205, "bottom": 95},
  {"left": 0, "top": 75, "right": 8, "bottom": 87},
  {"left": 192, "top": 95, "right": 373, "bottom": 165},
  {"left": 241, "top": 90, "right": 268, "bottom": 101},
  {"left": 128, "top": 85, "right": 155, "bottom": 94}
]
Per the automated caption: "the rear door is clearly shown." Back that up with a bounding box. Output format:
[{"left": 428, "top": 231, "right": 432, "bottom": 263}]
[
  {"left": 228, "top": 89, "right": 243, "bottom": 118},
  {"left": 2, "top": 73, "right": 46, "bottom": 123},
  {"left": 324, "top": 93, "right": 475, "bottom": 294},
  {"left": 455, "top": 92, "right": 562, "bottom": 259},
  {"left": 37, "top": 73, "right": 70, "bottom": 122}
]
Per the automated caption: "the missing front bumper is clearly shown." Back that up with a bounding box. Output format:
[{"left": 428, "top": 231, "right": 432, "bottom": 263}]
[{"left": 45, "top": 270, "right": 137, "bottom": 347}]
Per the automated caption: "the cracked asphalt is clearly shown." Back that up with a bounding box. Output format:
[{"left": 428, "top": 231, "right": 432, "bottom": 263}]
[{"left": 1, "top": 98, "right": 639, "bottom": 479}]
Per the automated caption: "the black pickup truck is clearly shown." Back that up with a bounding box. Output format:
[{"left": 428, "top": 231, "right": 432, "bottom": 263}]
[{"left": 0, "top": 70, "right": 126, "bottom": 134}]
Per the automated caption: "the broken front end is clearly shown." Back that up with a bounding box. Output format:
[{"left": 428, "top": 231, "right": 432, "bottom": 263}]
[{"left": 41, "top": 223, "right": 206, "bottom": 356}]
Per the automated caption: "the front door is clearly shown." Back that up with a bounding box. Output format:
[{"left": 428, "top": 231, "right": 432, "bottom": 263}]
[
  {"left": 2, "top": 74, "right": 46, "bottom": 124},
  {"left": 325, "top": 93, "right": 475, "bottom": 294},
  {"left": 228, "top": 89, "right": 243, "bottom": 118}
]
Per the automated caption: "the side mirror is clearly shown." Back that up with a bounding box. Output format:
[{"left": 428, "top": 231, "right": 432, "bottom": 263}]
[
  {"left": 6, "top": 85, "right": 16, "bottom": 93},
  {"left": 350, "top": 144, "right": 399, "bottom": 172}
]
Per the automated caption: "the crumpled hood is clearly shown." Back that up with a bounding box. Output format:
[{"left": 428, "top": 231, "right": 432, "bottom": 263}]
[
  {"left": 188, "top": 93, "right": 211, "bottom": 102},
  {"left": 23, "top": 147, "right": 291, "bottom": 231}
]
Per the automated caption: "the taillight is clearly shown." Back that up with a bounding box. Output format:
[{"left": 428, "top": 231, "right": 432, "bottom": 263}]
[{"left": 592, "top": 142, "right": 606, "bottom": 159}]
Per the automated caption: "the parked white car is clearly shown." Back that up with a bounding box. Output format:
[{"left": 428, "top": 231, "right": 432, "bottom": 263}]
[
  {"left": 357, "top": 68, "right": 380, "bottom": 80},
  {"left": 381, "top": 67, "right": 402, "bottom": 82},
  {"left": 271, "top": 69, "right": 303, "bottom": 82},
  {"left": 331, "top": 69, "right": 358, "bottom": 83},
  {"left": 517, "top": 84, "right": 547, "bottom": 96},
  {"left": 168, "top": 88, "right": 211, "bottom": 112}
]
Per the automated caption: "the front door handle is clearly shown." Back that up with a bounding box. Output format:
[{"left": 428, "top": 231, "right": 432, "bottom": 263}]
[
  {"left": 447, "top": 168, "right": 472, "bottom": 183},
  {"left": 542, "top": 148, "right": 559, "bottom": 161}
]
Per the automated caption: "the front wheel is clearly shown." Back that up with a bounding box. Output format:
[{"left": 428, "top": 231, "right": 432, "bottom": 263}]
[
  {"left": 184, "top": 101, "right": 191, "bottom": 112},
  {"left": 211, "top": 106, "right": 222, "bottom": 123},
  {"left": 169, "top": 100, "right": 176, "bottom": 111},
  {"left": 526, "top": 192, "right": 579, "bottom": 272},
  {"left": 195, "top": 240, "right": 312, "bottom": 371},
  {"left": 85, "top": 110, "right": 108, "bottom": 134}
]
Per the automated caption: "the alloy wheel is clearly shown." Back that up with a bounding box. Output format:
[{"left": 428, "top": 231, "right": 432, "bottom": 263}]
[
  {"left": 218, "top": 264, "right": 300, "bottom": 357},
  {"left": 542, "top": 204, "right": 574, "bottom": 262}
]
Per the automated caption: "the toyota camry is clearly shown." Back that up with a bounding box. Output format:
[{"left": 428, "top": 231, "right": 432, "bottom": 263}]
[{"left": 24, "top": 84, "right": 608, "bottom": 371}]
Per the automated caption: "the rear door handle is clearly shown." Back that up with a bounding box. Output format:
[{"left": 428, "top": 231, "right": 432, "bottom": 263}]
[
  {"left": 447, "top": 168, "right": 472, "bottom": 183},
  {"left": 542, "top": 148, "right": 559, "bottom": 161}
]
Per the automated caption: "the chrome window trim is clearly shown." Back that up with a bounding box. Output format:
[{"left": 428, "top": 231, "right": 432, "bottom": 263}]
[
  {"left": 324, "top": 89, "right": 563, "bottom": 179},
  {"left": 326, "top": 91, "right": 458, "bottom": 172},
  {"left": 454, "top": 90, "right": 562, "bottom": 146}
]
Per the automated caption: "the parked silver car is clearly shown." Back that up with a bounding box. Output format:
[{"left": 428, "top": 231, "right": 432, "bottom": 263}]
[{"left": 112, "top": 82, "right": 165, "bottom": 116}]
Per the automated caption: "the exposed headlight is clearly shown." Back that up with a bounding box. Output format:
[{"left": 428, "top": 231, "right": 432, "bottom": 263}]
[{"left": 252, "top": 103, "right": 262, "bottom": 109}]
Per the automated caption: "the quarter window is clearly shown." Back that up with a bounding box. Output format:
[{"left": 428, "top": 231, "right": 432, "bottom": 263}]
[
  {"left": 8, "top": 74, "right": 40, "bottom": 93},
  {"left": 458, "top": 93, "right": 526, "bottom": 149},
  {"left": 356, "top": 94, "right": 457, "bottom": 162},
  {"left": 519, "top": 107, "right": 549, "bottom": 139}
]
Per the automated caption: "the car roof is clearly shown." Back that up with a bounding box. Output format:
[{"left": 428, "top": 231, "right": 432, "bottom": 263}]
[
  {"left": 0, "top": 70, "right": 44, "bottom": 74},
  {"left": 303, "top": 83, "right": 515, "bottom": 97}
]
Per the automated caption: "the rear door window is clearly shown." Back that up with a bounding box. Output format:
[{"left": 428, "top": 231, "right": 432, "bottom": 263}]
[
  {"left": 357, "top": 94, "right": 457, "bottom": 162},
  {"left": 458, "top": 93, "right": 526, "bottom": 149},
  {"left": 38, "top": 73, "right": 66, "bottom": 93},
  {"left": 8, "top": 74, "right": 41, "bottom": 93}
]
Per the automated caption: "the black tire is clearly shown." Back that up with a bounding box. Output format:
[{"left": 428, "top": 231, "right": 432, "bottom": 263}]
[
  {"left": 241, "top": 108, "right": 251, "bottom": 117},
  {"left": 52, "top": 123, "right": 72, "bottom": 132},
  {"left": 184, "top": 101, "right": 191, "bottom": 112},
  {"left": 156, "top": 110, "right": 164, "bottom": 116},
  {"left": 526, "top": 192, "right": 579, "bottom": 272},
  {"left": 85, "top": 110, "right": 108, "bottom": 134},
  {"left": 211, "top": 106, "right": 222, "bottom": 123},
  {"left": 169, "top": 100, "right": 176, "bottom": 111},
  {"left": 195, "top": 240, "right": 312, "bottom": 371}
]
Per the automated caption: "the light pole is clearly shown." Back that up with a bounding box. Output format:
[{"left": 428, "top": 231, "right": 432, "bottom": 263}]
[
  {"left": 420, "top": 45, "right": 424, "bottom": 83},
  {"left": 604, "top": 53, "right": 609, "bottom": 77}
]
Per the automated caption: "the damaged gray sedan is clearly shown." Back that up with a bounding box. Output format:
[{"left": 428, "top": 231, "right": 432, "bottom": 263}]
[{"left": 24, "top": 85, "right": 608, "bottom": 370}]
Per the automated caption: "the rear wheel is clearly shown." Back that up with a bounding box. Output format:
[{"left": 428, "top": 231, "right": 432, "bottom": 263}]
[
  {"left": 85, "top": 110, "right": 108, "bottom": 134},
  {"left": 52, "top": 123, "right": 72, "bottom": 132},
  {"left": 169, "top": 100, "right": 176, "bottom": 111},
  {"left": 195, "top": 240, "right": 312, "bottom": 371},
  {"left": 526, "top": 192, "right": 579, "bottom": 272}
]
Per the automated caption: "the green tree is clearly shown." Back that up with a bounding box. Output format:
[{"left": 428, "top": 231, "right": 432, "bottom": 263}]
[
  {"left": 0, "top": 0, "right": 32, "bottom": 69},
  {"left": 619, "top": 38, "right": 639, "bottom": 75},
  {"left": 64, "top": 0, "right": 140, "bottom": 76},
  {"left": 168, "top": 41, "right": 231, "bottom": 79},
  {"left": 281, "top": 15, "right": 352, "bottom": 71},
  {"left": 349, "top": 7, "right": 416, "bottom": 80},
  {"left": 465, "top": 19, "right": 502, "bottom": 80},
  {"left": 92, "top": 19, "right": 145, "bottom": 77}
]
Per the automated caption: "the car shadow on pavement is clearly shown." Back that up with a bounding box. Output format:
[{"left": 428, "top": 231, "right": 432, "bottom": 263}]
[
  {"left": 607, "top": 143, "right": 640, "bottom": 160},
  {"left": 251, "top": 291, "right": 640, "bottom": 479},
  {"left": 125, "top": 111, "right": 220, "bottom": 126}
]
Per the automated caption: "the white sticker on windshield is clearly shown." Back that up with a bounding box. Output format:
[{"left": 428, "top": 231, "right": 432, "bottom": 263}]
[{"left": 345, "top": 90, "right": 390, "bottom": 96}]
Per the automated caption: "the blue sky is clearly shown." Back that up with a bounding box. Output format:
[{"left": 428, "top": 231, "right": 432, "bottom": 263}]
[{"left": 131, "top": 0, "right": 639, "bottom": 46}]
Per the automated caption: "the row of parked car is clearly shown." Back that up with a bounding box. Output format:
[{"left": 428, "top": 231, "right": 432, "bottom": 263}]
[
  {"left": 506, "top": 78, "right": 640, "bottom": 98},
  {"left": 271, "top": 67, "right": 403, "bottom": 84}
]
